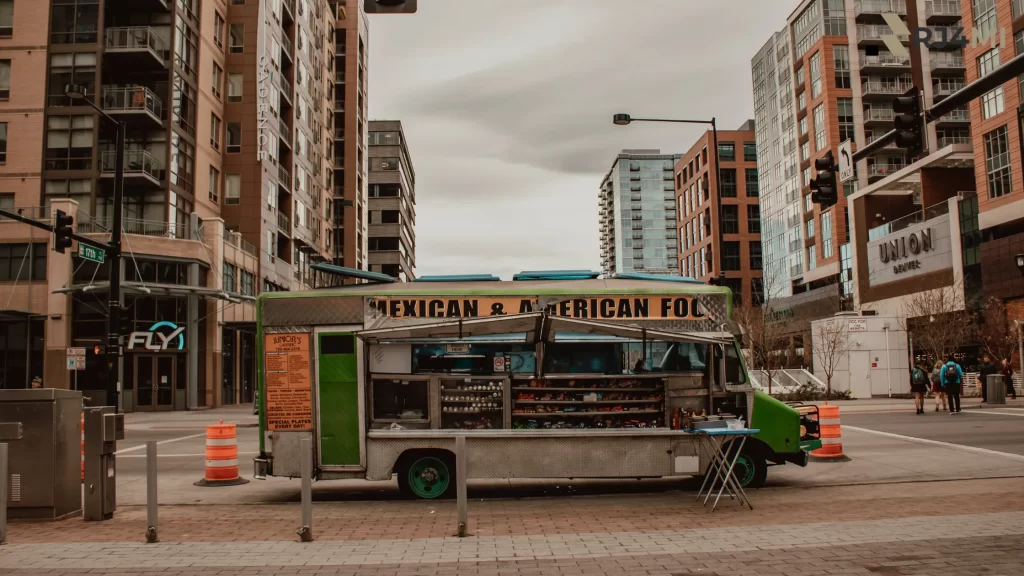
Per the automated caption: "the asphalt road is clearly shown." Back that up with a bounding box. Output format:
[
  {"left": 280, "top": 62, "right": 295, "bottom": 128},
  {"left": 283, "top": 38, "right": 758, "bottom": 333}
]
[{"left": 841, "top": 407, "right": 1024, "bottom": 456}]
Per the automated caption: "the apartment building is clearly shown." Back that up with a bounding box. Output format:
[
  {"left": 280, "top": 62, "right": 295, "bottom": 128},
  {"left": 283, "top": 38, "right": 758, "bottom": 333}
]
[
  {"left": 598, "top": 150, "right": 681, "bottom": 277},
  {"left": 330, "top": 0, "right": 369, "bottom": 271},
  {"left": 676, "top": 121, "right": 763, "bottom": 307},
  {"left": 0, "top": 0, "right": 347, "bottom": 410},
  {"left": 367, "top": 119, "right": 415, "bottom": 280}
]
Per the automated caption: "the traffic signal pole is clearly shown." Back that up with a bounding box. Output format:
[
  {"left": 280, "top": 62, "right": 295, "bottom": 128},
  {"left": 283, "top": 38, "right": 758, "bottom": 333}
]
[{"left": 107, "top": 121, "right": 125, "bottom": 411}]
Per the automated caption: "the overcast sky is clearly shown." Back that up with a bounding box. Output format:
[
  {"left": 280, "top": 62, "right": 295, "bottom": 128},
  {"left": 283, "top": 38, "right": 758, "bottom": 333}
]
[{"left": 368, "top": 0, "right": 794, "bottom": 280}]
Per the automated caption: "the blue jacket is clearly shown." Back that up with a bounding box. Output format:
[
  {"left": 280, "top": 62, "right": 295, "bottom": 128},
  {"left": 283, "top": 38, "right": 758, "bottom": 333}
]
[{"left": 939, "top": 361, "right": 963, "bottom": 386}]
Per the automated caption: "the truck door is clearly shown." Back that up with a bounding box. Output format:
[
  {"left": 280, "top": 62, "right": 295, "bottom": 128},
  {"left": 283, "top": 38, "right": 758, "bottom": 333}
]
[{"left": 317, "top": 332, "right": 362, "bottom": 467}]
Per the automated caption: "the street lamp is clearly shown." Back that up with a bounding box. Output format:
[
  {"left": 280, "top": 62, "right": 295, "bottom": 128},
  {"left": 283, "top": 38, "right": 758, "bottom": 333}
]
[
  {"left": 65, "top": 83, "right": 127, "bottom": 411},
  {"left": 613, "top": 113, "right": 722, "bottom": 277}
]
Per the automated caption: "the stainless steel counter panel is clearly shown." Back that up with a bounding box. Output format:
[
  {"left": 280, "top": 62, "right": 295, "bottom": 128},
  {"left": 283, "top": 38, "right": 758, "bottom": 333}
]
[{"left": 365, "top": 430, "right": 703, "bottom": 481}]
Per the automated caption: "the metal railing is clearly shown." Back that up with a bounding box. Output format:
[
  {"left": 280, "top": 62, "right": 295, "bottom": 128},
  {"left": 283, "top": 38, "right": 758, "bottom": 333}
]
[
  {"left": 938, "top": 109, "right": 970, "bottom": 122},
  {"left": 277, "top": 212, "right": 290, "bottom": 231},
  {"left": 859, "top": 52, "right": 911, "bottom": 67},
  {"left": 931, "top": 53, "right": 965, "bottom": 69},
  {"left": 863, "top": 108, "right": 896, "bottom": 122},
  {"left": 938, "top": 135, "right": 971, "bottom": 147},
  {"left": 102, "top": 86, "right": 164, "bottom": 119},
  {"left": 857, "top": 24, "right": 908, "bottom": 42},
  {"left": 81, "top": 216, "right": 188, "bottom": 239},
  {"left": 281, "top": 37, "right": 294, "bottom": 62},
  {"left": 867, "top": 200, "right": 950, "bottom": 241},
  {"left": 866, "top": 163, "right": 907, "bottom": 179},
  {"left": 101, "top": 150, "right": 163, "bottom": 181},
  {"left": 278, "top": 119, "right": 291, "bottom": 146},
  {"left": 925, "top": 0, "right": 961, "bottom": 18},
  {"left": 856, "top": 0, "right": 907, "bottom": 15},
  {"left": 861, "top": 81, "right": 913, "bottom": 96},
  {"left": 105, "top": 27, "right": 169, "bottom": 60},
  {"left": 933, "top": 81, "right": 965, "bottom": 96},
  {"left": 278, "top": 166, "right": 291, "bottom": 189},
  {"left": 0, "top": 206, "right": 52, "bottom": 224},
  {"left": 279, "top": 74, "right": 292, "bottom": 99}
]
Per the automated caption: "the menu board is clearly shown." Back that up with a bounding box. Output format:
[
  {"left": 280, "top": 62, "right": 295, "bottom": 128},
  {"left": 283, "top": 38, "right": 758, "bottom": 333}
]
[{"left": 264, "top": 333, "right": 312, "bottom": 431}]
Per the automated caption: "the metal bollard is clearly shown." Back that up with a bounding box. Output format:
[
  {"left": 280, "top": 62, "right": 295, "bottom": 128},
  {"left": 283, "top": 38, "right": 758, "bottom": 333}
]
[
  {"left": 146, "top": 441, "right": 158, "bottom": 543},
  {"left": 455, "top": 435, "right": 468, "bottom": 537},
  {"left": 297, "top": 437, "right": 313, "bottom": 542},
  {"left": 0, "top": 442, "right": 7, "bottom": 545}
]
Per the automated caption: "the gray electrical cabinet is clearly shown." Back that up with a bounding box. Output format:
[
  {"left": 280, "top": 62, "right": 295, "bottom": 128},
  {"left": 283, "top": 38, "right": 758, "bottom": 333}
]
[
  {"left": 83, "top": 406, "right": 123, "bottom": 521},
  {"left": 0, "top": 389, "right": 82, "bottom": 520}
]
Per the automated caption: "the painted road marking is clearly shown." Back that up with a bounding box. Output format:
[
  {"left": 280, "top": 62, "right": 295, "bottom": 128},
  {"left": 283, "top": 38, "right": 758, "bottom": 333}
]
[
  {"left": 118, "top": 451, "right": 258, "bottom": 459},
  {"left": 115, "top": 432, "right": 207, "bottom": 455},
  {"left": 963, "top": 409, "right": 1024, "bottom": 417},
  {"left": 845, "top": 426, "right": 1024, "bottom": 463}
]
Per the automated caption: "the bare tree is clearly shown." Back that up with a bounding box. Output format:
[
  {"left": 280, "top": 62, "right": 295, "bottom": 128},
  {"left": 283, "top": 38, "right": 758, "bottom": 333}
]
[
  {"left": 735, "top": 266, "right": 790, "bottom": 394},
  {"left": 977, "top": 297, "right": 1018, "bottom": 364},
  {"left": 900, "top": 279, "right": 975, "bottom": 367},
  {"left": 811, "top": 317, "right": 851, "bottom": 395}
]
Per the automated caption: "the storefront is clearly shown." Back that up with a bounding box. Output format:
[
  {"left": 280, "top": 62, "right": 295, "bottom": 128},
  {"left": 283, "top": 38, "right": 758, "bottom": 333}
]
[{"left": 221, "top": 323, "right": 256, "bottom": 406}]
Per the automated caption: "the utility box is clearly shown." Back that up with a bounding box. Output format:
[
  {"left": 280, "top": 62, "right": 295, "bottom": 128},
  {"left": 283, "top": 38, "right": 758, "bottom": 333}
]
[
  {"left": 84, "top": 406, "right": 123, "bottom": 521},
  {"left": 0, "top": 389, "right": 83, "bottom": 520}
]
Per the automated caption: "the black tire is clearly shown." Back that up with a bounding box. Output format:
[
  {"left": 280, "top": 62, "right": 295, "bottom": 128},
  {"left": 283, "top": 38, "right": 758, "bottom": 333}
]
[
  {"left": 396, "top": 451, "right": 457, "bottom": 500},
  {"left": 727, "top": 442, "right": 768, "bottom": 489}
]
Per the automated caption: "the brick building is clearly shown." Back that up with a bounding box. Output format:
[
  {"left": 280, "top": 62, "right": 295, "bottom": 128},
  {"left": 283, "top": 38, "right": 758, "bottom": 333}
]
[
  {"left": 675, "top": 121, "right": 764, "bottom": 307},
  {"left": 367, "top": 119, "right": 415, "bottom": 281}
]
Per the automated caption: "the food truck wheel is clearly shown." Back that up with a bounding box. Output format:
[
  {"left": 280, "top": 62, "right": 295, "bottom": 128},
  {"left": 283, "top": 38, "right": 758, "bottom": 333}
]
[
  {"left": 732, "top": 449, "right": 767, "bottom": 489},
  {"left": 398, "top": 452, "right": 456, "bottom": 499}
]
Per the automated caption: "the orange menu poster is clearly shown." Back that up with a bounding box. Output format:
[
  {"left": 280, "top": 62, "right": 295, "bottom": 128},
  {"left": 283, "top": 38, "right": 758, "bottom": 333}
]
[{"left": 264, "top": 333, "right": 312, "bottom": 431}]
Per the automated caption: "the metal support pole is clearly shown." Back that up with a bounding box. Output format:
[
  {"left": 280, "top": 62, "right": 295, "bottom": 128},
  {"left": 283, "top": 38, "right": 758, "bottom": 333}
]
[
  {"left": 298, "top": 437, "right": 313, "bottom": 542},
  {"left": 710, "top": 118, "right": 722, "bottom": 277},
  {"left": 0, "top": 442, "right": 7, "bottom": 545},
  {"left": 884, "top": 327, "right": 892, "bottom": 398},
  {"left": 106, "top": 121, "right": 126, "bottom": 411},
  {"left": 146, "top": 441, "right": 158, "bottom": 543},
  {"left": 455, "top": 435, "right": 468, "bottom": 537}
]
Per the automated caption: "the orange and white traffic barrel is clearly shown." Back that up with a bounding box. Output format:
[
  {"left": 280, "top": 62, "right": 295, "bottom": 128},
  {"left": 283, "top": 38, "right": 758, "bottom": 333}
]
[
  {"left": 80, "top": 413, "right": 85, "bottom": 481},
  {"left": 810, "top": 403, "right": 850, "bottom": 462},
  {"left": 194, "top": 420, "right": 249, "bottom": 486}
]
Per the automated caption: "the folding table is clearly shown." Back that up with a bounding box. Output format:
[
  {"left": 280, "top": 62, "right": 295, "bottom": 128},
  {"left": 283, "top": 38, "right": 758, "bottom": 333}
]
[{"left": 693, "top": 427, "right": 760, "bottom": 512}]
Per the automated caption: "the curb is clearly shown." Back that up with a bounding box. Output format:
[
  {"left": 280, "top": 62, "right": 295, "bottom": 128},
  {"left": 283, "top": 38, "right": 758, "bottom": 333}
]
[{"left": 194, "top": 477, "right": 251, "bottom": 487}]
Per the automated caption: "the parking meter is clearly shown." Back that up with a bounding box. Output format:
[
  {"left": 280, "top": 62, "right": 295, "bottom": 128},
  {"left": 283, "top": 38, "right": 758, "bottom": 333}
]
[{"left": 84, "top": 407, "right": 124, "bottom": 521}]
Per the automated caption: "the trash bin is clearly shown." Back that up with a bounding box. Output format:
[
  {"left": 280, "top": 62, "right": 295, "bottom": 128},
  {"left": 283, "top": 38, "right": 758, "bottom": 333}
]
[
  {"left": 0, "top": 389, "right": 83, "bottom": 520},
  {"left": 986, "top": 374, "right": 1007, "bottom": 405}
]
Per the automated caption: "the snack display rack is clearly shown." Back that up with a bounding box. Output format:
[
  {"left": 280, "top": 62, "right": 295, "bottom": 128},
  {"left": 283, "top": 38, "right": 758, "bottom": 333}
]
[
  {"left": 511, "top": 374, "right": 666, "bottom": 429},
  {"left": 440, "top": 377, "right": 508, "bottom": 430}
]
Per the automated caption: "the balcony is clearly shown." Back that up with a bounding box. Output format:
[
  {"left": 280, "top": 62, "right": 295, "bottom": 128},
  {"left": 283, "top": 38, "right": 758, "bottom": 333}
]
[
  {"left": 857, "top": 24, "right": 908, "bottom": 44},
  {"left": 279, "top": 75, "right": 292, "bottom": 106},
  {"left": 101, "top": 86, "right": 163, "bottom": 128},
  {"left": 281, "top": 37, "right": 294, "bottom": 64},
  {"left": 105, "top": 27, "right": 169, "bottom": 68},
  {"left": 855, "top": 0, "right": 906, "bottom": 18},
  {"left": 277, "top": 212, "right": 291, "bottom": 236},
  {"left": 925, "top": 0, "right": 961, "bottom": 22},
  {"left": 100, "top": 150, "right": 164, "bottom": 188},
  {"left": 859, "top": 51, "right": 911, "bottom": 71},
  {"left": 282, "top": 0, "right": 295, "bottom": 24},
  {"left": 278, "top": 166, "right": 291, "bottom": 191},
  {"left": 866, "top": 163, "right": 907, "bottom": 181},
  {"left": 107, "top": 0, "right": 169, "bottom": 12},
  {"left": 933, "top": 80, "right": 965, "bottom": 98},
  {"left": 867, "top": 201, "right": 950, "bottom": 241},
  {"left": 863, "top": 108, "right": 896, "bottom": 124},
  {"left": 936, "top": 109, "right": 970, "bottom": 124},
  {"left": 278, "top": 120, "right": 292, "bottom": 150},
  {"left": 928, "top": 26, "right": 963, "bottom": 49},
  {"left": 930, "top": 53, "right": 965, "bottom": 73},
  {"left": 937, "top": 135, "right": 971, "bottom": 147},
  {"left": 861, "top": 81, "right": 913, "bottom": 98}
]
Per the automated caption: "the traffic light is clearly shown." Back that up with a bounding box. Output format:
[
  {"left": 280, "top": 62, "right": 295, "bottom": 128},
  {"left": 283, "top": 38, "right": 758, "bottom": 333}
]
[
  {"left": 364, "top": 0, "right": 417, "bottom": 13},
  {"left": 810, "top": 151, "right": 838, "bottom": 208},
  {"left": 53, "top": 209, "right": 73, "bottom": 253},
  {"left": 893, "top": 86, "right": 923, "bottom": 159}
]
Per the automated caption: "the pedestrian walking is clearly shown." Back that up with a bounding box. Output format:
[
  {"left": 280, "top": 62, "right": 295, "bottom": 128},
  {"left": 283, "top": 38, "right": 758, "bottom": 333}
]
[
  {"left": 978, "top": 353, "right": 998, "bottom": 403},
  {"left": 1002, "top": 358, "right": 1017, "bottom": 400},
  {"left": 910, "top": 362, "right": 930, "bottom": 414},
  {"left": 940, "top": 356, "right": 964, "bottom": 414},
  {"left": 931, "top": 361, "right": 947, "bottom": 412}
]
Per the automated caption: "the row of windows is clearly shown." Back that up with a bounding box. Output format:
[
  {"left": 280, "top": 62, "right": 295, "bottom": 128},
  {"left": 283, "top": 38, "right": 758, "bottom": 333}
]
[{"left": 717, "top": 142, "right": 757, "bottom": 163}]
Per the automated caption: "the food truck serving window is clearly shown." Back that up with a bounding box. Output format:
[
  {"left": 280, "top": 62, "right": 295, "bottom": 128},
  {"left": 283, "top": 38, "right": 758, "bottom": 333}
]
[
  {"left": 372, "top": 378, "right": 429, "bottom": 421},
  {"left": 544, "top": 335, "right": 708, "bottom": 374}
]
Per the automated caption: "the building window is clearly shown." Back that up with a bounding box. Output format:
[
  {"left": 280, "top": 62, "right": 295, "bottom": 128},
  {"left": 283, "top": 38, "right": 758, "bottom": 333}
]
[
  {"left": 803, "top": 166, "right": 811, "bottom": 187},
  {"left": 214, "top": 11, "right": 225, "bottom": 48},
  {"left": 718, "top": 142, "right": 735, "bottom": 162},
  {"left": 45, "top": 116, "right": 93, "bottom": 170},
  {"left": 978, "top": 47, "right": 1004, "bottom": 120},
  {"left": 809, "top": 51, "right": 822, "bottom": 98},
  {"left": 50, "top": 0, "right": 99, "bottom": 44},
  {"left": 745, "top": 168, "right": 759, "bottom": 197},
  {"left": 209, "top": 166, "right": 220, "bottom": 203},
  {"left": 172, "top": 74, "right": 197, "bottom": 136},
  {"left": 0, "top": 0, "right": 11, "bottom": 38},
  {"left": 722, "top": 205, "right": 739, "bottom": 234},
  {"left": 801, "top": 141, "right": 810, "bottom": 162},
  {"left": 751, "top": 277, "right": 764, "bottom": 306},
  {"left": 813, "top": 104, "right": 826, "bottom": 151},
  {"left": 743, "top": 142, "right": 757, "bottom": 162},
  {"left": 973, "top": 0, "right": 998, "bottom": 41},
  {"left": 240, "top": 270, "right": 255, "bottom": 296},
  {"left": 174, "top": 14, "right": 198, "bottom": 76},
  {"left": 722, "top": 242, "right": 741, "bottom": 271},
  {"left": 225, "top": 174, "right": 241, "bottom": 205},
  {"left": 210, "top": 114, "right": 221, "bottom": 150},
  {"left": 719, "top": 169, "right": 737, "bottom": 197},
  {"left": 806, "top": 218, "right": 815, "bottom": 238},
  {"left": 228, "top": 73, "right": 242, "bottom": 103},
  {"left": 837, "top": 98, "right": 854, "bottom": 143},
  {"left": 212, "top": 63, "right": 223, "bottom": 98},
  {"left": 0, "top": 243, "right": 47, "bottom": 281},
  {"left": 821, "top": 210, "right": 834, "bottom": 259},
  {"left": 750, "top": 241, "right": 763, "bottom": 271},
  {"left": 170, "top": 132, "right": 195, "bottom": 192},
  {"left": 223, "top": 262, "right": 237, "bottom": 292},
  {"left": 807, "top": 247, "right": 817, "bottom": 270},
  {"left": 47, "top": 53, "right": 96, "bottom": 107},
  {"left": 799, "top": 116, "right": 808, "bottom": 136},
  {"left": 0, "top": 60, "right": 9, "bottom": 100},
  {"left": 227, "top": 122, "right": 241, "bottom": 154},
  {"left": 833, "top": 45, "right": 850, "bottom": 89},
  {"left": 373, "top": 157, "right": 400, "bottom": 171},
  {"left": 747, "top": 204, "right": 761, "bottom": 233},
  {"left": 229, "top": 24, "right": 244, "bottom": 54},
  {"left": 984, "top": 125, "right": 1012, "bottom": 199}
]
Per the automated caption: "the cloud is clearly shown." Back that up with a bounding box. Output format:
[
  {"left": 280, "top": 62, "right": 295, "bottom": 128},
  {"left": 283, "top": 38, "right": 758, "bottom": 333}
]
[{"left": 368, "top": 0, "right": 793, "bottom": 279}]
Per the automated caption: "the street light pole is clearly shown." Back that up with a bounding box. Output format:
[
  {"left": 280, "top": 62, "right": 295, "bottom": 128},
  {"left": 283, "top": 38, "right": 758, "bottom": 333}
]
[
  {"left": 612, "top": 114, "right": 723, "bottom": 278},
  {"left": 65, "top": 84, "right": 124, "bottom": 411}
]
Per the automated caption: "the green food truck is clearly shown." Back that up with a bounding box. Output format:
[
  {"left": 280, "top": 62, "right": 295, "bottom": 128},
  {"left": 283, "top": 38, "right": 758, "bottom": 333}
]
[{"left": 254, "top": 270, "right": 820, "bottom": 498}]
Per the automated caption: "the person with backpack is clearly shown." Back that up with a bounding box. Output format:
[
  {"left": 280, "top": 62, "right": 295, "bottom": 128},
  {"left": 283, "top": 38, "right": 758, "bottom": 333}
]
[
  {"left": 940, "top": 355, "right": 964, "bottom": 414},
  {"left": 910, "top": 362, "right": 930, "bottom": 414},
  {"left": 931, "top": 361, "right": 947, "bottom": 412}
]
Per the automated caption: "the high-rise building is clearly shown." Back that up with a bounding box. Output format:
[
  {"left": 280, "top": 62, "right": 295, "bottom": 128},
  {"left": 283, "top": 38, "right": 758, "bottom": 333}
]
[
  {"left": 330, "top": 0, "right": 369, "bottom": 271},
  {"left": 0, "top": 0, "right": 348, "bottom": 409},
  {"left": 367, "top": 120, "right": 415, "bottom": 281},
  {"left": 676, "top": 121, "right": 763, "bottom": 307},
  {"left": 599, "top": 150, "right": 681, "bottom": 277}
]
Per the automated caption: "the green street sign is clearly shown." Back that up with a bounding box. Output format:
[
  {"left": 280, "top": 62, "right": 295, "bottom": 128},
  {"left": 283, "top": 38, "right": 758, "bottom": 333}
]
[{"left": 79, "top": 244, "right": 105, "bottom": 264}]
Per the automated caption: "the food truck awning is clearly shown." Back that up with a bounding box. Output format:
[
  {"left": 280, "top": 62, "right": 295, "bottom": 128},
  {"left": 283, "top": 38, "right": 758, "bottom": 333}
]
[{"left": 356, "top": 313, "right": 733, "bottom": 345}]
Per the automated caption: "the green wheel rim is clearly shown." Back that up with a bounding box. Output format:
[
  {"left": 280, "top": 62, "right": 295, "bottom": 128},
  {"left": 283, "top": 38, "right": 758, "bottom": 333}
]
[
  {"left": 407, "top": 457, "right": 450, "bottom": 499},
  {"left": 734, "top": 454, "right": 756, "bottom": 488}
]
